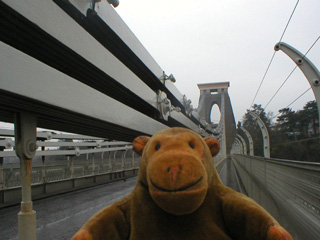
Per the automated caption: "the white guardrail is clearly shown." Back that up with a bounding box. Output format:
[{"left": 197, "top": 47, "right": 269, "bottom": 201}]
[
  {"left": 0, "top": 129, "right": 226, "bottom": 190},
  {"left": 232, "top": 154, "right": 320, "bottom": 240},
  {"left": 0, "top": 130, "right": 139, "bottom": 190}
]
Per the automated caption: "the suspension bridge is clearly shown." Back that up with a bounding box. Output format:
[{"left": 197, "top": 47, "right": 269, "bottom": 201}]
[{"left": 0, "top": 0, "right": 319, "bottom": 239}]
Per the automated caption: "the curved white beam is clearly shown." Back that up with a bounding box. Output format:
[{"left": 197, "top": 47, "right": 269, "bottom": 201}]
[
  {"left": 231, "top": 139, "right": 240, "bottom": 154},
  {"left": 248, "top": 112, "right": 270, "bottom": 158},
  {"left": 234, "top": 138, "right": 244, "bottom": 155},
  {"left": 275, "top": 42, "right": 320, "bottom": 128},
  {"left": 236, "top": 134, "right": 247, "bottom": 155},
  {"left": 240, "top": 127, "right": 254, "bottom": 156}
]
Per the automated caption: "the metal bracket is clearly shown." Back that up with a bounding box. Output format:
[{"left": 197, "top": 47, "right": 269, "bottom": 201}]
[
  {"left": 157, "top": 91, "right": 181, "bottom": 120},
  {"left": 157, "top": 91, "right": 171, "bottom": 120},
  {"left": 198, "top": 126, "right": 205, "bottom": 136},
  {"left": 106, "top": 0, "right": 119, "bottom": 8},
  {"left": 0, "top": 138, "right": 14, "bottom": 149},
  {"left": 14, "top": 113, "right": 38, "bottom": 159},
  {"left": 183, "top": 95, "right": 193, "bottom": 116},
  {"left": 160, "top": 71, "right": 176, "bottom": 84},
  {"left": 75, "top": 147, "right": 81, "bottom": 157}
]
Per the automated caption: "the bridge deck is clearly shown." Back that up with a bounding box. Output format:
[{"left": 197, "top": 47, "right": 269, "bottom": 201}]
[
  {"left": 219, "top": 157, "right": 244, "bottom": 193},
  {"left": 0, "top": 178, "right": 136, "bottom": 240},
  {"left": 0, "top": 160, "right": 241, "bottom": 240}
]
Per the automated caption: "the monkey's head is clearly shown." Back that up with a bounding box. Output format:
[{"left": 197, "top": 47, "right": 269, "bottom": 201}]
[{"left": 133, "top": 127, "right": 220, "bottom": 215}]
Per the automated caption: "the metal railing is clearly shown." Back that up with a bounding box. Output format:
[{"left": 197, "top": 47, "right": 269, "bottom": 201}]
[
  {"left": 1, "top": 151, "right": 138, "bottom": 188},
  {"left": 232, "top": 154, "right": 320, "bottom": 240},
  {"left": 0, "top": 130, "right": 140, "bottom": 206},
  {"left": 214, "top": 153, "right": 227, "bottom": 173}
]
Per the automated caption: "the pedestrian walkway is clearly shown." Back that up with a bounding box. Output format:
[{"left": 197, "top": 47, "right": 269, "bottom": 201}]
[
  {"left": 0, "top": 158, "right": 244, "bottom": 240},
  {"left": 219, "top": 157, "right": 244, "bottom": 193},
  {"left": 0, "top": 178, "right": 136, "bottom": 240}
]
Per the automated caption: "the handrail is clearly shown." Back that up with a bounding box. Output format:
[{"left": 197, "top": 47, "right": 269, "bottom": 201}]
[
  {"left": 0, "top": 130, "right": 137, "bottom": 191},
  {"left": 232, "top": 154, "right": 320, "bottom": 240}
]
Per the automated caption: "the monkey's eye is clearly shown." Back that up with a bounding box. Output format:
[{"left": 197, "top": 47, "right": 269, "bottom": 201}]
[
  {"left": 155, "top": 143, "right": 161, "bottom": 151},
  {"left": 189, "top": 142, "right": 195, "bottom": 149}
]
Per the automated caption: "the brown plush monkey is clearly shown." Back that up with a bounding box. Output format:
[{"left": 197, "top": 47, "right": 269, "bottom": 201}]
[{"left": 72, "top": 127, "right": 293, "bottom": 240}]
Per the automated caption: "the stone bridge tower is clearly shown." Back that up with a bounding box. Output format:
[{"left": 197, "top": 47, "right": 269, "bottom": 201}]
[{"left": 197, "top": 82, "right": 236, "bottom": 155}]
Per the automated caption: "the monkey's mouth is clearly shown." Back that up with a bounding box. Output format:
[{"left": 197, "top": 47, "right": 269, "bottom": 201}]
[{"left": 150, "top": 177, "right": 203, "bottom": 193}]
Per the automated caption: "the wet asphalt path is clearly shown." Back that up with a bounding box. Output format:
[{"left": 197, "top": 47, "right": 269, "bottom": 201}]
[{"left": 0, "top": 177, "right": 137, "bottom": 240}]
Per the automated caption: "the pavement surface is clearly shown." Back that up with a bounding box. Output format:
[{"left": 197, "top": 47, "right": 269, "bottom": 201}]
[
  {"left": 0, "top": 158, "right": 242, "bottom": 240},
  {"left": 0, "top": 177, "right": 136, "bottom": 240},
  {"left": 218, "top": 157, "right": 242, "bottom": 193}
]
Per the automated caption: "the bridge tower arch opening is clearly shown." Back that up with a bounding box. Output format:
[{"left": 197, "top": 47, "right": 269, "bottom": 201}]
[
  {"left": 209, "top": 102, "right": 221, "bottom": 125},
  {"left": 197, "top": 82, "right": 236, "bottom": 156}
]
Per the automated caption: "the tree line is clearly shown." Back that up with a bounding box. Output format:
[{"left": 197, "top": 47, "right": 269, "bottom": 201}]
[{"left": 238, "top": 100, "right": 319, "bottom": 162}]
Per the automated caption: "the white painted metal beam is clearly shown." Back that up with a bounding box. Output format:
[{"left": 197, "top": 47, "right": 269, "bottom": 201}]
[
  {"left": 275, "top": 42, "right": 320, "bottom": 130},
  {"left": 0, "top": 42, "right": 168, "bottom": 136},
  {"left": 240, "top": 127, "right": 254, "bottom": 156},
  {"left": 248, "top": 112, "right": 270, "bottom": 158},
  {"left": 236, "top": 134, "right": 247, "bottom": 155},
  {"left": 94, "top": 1, "right": 164, "bottom": 79},
  {"left": 1, "top": 0, "right": 203, "bottom": 135},
  {"left": 3, "top": 0, "right": 158, "bottom": 110}
]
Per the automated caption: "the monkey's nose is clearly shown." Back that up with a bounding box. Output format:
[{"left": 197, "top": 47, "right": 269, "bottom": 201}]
[{"left": 167, "top": 165, "right": 183, "bottom": 188}]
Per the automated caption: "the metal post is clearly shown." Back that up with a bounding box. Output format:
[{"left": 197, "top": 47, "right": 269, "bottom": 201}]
[
  {"left": 70, "top": 156, "right": 74, "bottom": 178},
  {"left": 249, "top": 157, "right": 253, "bottom": 197},
  {"left": 113, "top": 151, "right": 117, "bottom": 171},
  {"left": 92, "top": 152, "right": 95, "bottom": 175},
  {"left": 100, "top": 152, "right": 104, "bottom": 173},
  {"left": 41, "top": 146, "right": 46, "bottom": 184},
  {"left": 132, "top": 152, "right": 135, "bottom": 169},
  {"left": 66, "top": 156, "right": 70, "bottom": 178},
  {"left": 86, "top": 153, "right": 89, "bottom": 175},
  {"left": 121, "top": 150, "right": 126, "bottom": 170},
  {"left": 108, "top": 152, "right": 112, "bottom": 172},
  {"left": 14, "top": 113, "right": 37, "bottom": 240},
  {"left": 0, "top": 146, "right": 4, "bottom": 189}
]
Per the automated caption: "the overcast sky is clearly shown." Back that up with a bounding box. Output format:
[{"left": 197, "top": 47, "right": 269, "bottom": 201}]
[
  {"left": 0, "top": 1, "right": 319, "bottom": 130},
  {"left": 115, "top": 0, "right": 320, "bottom": 124}
]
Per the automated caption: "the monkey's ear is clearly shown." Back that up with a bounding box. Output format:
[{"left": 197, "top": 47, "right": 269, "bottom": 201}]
[
  {"left": 133, "top": 136, "right": 150, "bottom": 156},
  {"left": 204, "top": 137, "right": 220, "bottom": 157}
]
